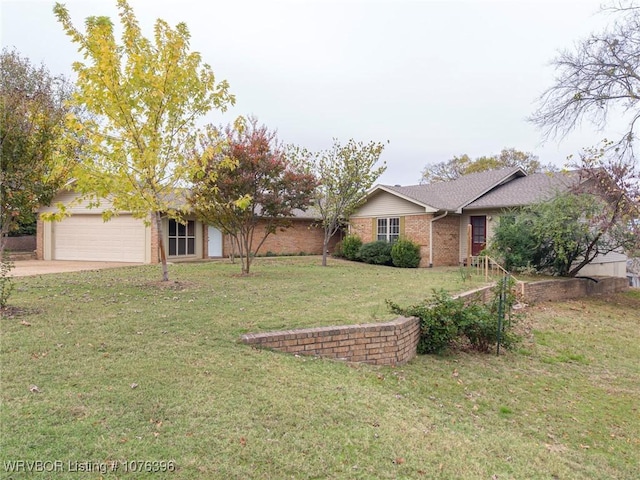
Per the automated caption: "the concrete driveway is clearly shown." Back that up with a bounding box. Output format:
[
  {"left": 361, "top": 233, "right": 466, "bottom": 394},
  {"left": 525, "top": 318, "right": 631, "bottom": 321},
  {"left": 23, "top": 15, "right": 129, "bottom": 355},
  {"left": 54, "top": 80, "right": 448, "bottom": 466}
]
[{"left": 9, "top": 260, "right": 142, "bottom": 277}]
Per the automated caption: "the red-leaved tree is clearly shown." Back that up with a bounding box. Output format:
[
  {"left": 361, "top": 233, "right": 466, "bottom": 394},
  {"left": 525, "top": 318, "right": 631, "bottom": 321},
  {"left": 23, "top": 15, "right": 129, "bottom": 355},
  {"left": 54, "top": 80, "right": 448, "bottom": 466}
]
[{"left": 190, "top": 117, "right": 317, "bottom": 274}]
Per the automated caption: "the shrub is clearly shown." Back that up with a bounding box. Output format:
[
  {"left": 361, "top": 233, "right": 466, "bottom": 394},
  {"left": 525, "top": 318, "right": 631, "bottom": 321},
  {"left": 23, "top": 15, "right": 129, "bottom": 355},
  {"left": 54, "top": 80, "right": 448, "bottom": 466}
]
[
  {"left": 391, "top": 238, "right": 421, "bottom": 268},
  {"left": 387, "top": 290, "right": 463, "bottom": 353},
  {"left": 358, "top": 241, "right": 393, "bottom": 266},
  {"left": 341, "top": 235, "right": 363, "bottom": 261},
  {"left": 489, "top": 214, "right": 538, "bottom": 272},
  {"left": 387, "top": 283, "right": 520, "bottom": 354}
]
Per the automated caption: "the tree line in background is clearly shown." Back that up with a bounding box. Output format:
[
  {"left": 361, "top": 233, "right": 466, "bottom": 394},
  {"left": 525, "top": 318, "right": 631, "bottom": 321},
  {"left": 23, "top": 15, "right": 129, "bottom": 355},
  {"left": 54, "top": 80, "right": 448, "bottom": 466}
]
[
  {"left": 420, "top": 148, "right": 555, "bottom": 184},
  {"left": 2, "top": 0, "right": 639, "bottom": 286}
]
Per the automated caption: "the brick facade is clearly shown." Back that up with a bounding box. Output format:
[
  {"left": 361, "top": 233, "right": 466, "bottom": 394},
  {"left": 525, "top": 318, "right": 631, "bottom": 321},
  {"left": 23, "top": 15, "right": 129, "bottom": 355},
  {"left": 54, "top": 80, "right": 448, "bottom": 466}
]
[
  {"left": 349, "top": 217, "right": 373, "bottom": 243},
  {"left": 403, "top": 214, "right": 433, "bottom": 267},
  {"left": 36, "top": 219, "right": 44, "bottom": 260},
  {"left": 432, "top": 215, "right": 460, "bottom": 266},
  {"left": 222, "top": 219, "right": 338, "bottom": 257},
  {"left": 350, "top": 213, "right": 460, "bottom": 268},
  {"left": 241, "top": 316, "right": 420, "bottom": 366}
]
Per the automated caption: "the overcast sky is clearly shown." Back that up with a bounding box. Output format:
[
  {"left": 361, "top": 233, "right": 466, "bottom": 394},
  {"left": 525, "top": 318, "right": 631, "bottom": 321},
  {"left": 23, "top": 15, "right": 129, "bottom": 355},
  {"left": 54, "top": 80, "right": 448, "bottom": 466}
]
[{"left": 1, "top": 0, "right": 616, "bottom": 185}]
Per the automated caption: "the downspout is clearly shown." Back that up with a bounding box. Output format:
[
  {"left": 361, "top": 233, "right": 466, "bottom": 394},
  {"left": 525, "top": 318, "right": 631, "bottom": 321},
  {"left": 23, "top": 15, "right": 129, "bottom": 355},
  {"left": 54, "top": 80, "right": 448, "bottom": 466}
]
[{"left": 429, "top": 211, "right": 448, "bottom": 267}]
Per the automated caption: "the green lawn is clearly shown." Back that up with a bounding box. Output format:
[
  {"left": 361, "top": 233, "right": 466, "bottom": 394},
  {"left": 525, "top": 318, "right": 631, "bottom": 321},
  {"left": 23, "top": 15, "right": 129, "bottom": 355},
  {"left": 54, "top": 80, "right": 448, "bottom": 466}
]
[{"left": 1, "top": 257, "right": 638, "bottom": 479}]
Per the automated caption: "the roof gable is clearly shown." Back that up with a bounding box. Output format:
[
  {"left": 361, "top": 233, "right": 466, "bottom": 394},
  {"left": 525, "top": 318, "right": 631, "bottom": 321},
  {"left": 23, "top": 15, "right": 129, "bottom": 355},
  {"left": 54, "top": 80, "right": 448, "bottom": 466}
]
[{"left": 369, "top": 167, "right": 526, "bottom": 213}]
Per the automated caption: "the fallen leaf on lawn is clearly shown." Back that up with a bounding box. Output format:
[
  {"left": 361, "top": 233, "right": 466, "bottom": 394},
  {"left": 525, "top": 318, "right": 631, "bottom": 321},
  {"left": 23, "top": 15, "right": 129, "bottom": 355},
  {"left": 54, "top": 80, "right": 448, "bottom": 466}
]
[
  {"left": 452, "top": 369, "right": 459, "bottom": 377},
  {"left": 240, "top": 437, "right": 247, "bottom": 447},
  {"left": 393, "top": 457, "right": 405, "bottom": 465},
  {"left": 29, "top": 385, "right": 41, "bottom": 393},
  {"left": 20, "top": 320, "right": 31, "bottom": 327}
]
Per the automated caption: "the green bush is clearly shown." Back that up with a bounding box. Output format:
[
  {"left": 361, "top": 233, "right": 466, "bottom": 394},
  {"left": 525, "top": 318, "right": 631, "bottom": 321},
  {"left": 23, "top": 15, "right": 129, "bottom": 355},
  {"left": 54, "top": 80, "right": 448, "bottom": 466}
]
[
  {"left": 358, "top": 241, "right": 393, "bottom": 266},
  {"left": 388, "top": 290, "right": 463, "bottom": 353},
  {"left": 489, "top": 214, "right": 538, "bottom": 272},
  {"left": 391, "top": 238, "right": 421, "bottom": 268},
  {"left": 341, "top": 235, "right": 363, "bottom": 261},
  {"left": 387, "top": 283, "right": 520, "bottom": 354}
]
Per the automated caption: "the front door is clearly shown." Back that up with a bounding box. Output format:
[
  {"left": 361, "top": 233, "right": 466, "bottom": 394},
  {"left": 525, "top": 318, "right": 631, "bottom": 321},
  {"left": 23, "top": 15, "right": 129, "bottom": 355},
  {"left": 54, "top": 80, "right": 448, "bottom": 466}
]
[
  {"left": 470, "top": 216, "right": 486, "bottom": 256},
  {"left": 207, "top": 226, "right": 223, "bottom": 257}
]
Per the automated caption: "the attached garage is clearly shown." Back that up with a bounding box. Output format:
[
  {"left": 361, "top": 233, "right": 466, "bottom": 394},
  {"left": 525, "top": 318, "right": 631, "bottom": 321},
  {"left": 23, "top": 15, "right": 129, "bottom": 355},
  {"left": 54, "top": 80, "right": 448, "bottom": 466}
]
[
  {"left": 52, "top": 214, "right": 147, "bottom": 262},
  {"left": 39, "top": 191, "right": 151, "bottom": 263}
]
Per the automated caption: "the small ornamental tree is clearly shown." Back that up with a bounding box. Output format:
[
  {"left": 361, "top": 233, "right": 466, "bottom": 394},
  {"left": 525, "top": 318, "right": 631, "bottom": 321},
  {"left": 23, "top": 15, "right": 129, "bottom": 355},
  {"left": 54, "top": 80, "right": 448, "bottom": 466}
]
[
  {"left": 53, "top": 0, "right": 234, "bottom": 281},
  {"left": 190, "top": 117, "right": 317, "bottom": 275},
  {"left": 308, "top": 139, "right": 386, "bottom": 266}
]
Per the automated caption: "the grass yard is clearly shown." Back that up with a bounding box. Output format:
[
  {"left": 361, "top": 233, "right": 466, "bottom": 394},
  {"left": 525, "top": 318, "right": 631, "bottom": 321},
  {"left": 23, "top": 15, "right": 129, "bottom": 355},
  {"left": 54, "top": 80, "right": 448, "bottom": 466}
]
[{"left": 1, "top": 257, "right": 639, "bottom": 479}]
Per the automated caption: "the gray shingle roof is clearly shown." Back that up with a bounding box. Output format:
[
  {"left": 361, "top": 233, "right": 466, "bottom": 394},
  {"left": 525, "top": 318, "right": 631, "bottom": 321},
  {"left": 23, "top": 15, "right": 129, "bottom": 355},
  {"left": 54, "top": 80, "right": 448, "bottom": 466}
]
[
  {"left": 380, "top": 167, "right": 526, "bottom": 212},
  {"left": 464, "top": 171, "right": 581, "bottom": 210}
]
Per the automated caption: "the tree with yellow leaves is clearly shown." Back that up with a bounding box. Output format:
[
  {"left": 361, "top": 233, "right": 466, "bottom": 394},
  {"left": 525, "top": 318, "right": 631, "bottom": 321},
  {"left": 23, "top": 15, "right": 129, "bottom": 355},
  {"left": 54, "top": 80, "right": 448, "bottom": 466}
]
[{"left": 53, "top": 0, "right": 234, "bottom": 280}]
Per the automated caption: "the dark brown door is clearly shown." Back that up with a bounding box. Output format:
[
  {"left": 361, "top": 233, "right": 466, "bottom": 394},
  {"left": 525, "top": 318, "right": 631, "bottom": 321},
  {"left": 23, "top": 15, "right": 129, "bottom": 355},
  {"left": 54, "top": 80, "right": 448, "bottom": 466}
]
[{"left": 470, "top": 216, "right": 486, "bottom": 256}]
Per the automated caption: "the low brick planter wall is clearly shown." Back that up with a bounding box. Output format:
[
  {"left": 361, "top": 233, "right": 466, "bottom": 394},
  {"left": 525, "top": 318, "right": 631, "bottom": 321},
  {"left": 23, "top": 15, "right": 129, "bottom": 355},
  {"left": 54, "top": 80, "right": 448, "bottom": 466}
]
[{"left": 240, "top": 316, "right": 420, "bottom": 366}]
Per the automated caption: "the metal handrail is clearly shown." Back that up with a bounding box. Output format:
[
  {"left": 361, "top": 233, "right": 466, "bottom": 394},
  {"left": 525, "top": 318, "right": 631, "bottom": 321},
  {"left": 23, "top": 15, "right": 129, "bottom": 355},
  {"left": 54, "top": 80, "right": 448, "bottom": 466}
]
[{"left": 471, "top": 254, "right": 524, "bottom": 296}]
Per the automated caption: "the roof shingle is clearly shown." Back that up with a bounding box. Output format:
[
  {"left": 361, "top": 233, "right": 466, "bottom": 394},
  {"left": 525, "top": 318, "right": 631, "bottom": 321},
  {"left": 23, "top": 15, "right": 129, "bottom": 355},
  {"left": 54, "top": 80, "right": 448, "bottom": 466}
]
[
  {"left": 464, "top": 171, "right": 580, "bottom": 210},
  {"left": 380, "top": 167, "right": 525, "bottom": 212}
]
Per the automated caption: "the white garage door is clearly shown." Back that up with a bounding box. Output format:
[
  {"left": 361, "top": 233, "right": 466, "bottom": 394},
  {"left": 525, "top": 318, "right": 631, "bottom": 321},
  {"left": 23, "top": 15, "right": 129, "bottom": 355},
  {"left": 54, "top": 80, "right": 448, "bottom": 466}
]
[{"left": 53, "top": 214, "right": 146, "bottom": 262}]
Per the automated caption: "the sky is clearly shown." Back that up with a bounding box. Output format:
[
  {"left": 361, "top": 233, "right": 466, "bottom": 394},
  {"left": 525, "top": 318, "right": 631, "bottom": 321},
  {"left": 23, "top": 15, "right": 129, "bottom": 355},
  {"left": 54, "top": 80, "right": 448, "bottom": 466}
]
[{"left": 0, "top": 0, "right": 618, "bottom": 186}]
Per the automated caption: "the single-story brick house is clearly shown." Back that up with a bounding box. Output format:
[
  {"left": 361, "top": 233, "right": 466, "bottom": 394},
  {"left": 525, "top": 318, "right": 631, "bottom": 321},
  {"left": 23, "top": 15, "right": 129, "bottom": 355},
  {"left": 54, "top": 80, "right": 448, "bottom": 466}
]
[
  {"left": 349, "top": 166, "right": 628, "bottom": 277},
  {"left": 37, "top": 189, "right": 336, "bottom": 263}
]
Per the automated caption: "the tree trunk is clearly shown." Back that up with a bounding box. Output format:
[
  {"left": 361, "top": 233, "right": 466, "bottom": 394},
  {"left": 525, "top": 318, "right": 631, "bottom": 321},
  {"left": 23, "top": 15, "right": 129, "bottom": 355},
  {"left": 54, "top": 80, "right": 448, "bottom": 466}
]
[
  {"left": 155, "top": 212, "right": 169, "bottom": 282},
  {"left": 568, "top": 256, "right": 595, "bottom": 277},
  {"left": 242, "top": 233, "right": 251, "bottom": 275},
  {"left": 0, "top": 220, "right": 14, "bottom": 258},
  {"left": 321, "top": 236, "right": 329, "bottom": 266},
  {"left": 321, "top": 223, "right": 336, "bottom": 267}
]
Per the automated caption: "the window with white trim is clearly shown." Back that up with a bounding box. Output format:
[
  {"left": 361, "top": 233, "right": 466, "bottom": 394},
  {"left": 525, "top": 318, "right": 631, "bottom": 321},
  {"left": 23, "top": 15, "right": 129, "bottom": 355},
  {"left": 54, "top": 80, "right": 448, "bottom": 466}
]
[
  {"left": 168, "top": 219, "right": 196, "bottom": 256},
  {"left": 377, "top": 217, "right": 400, "bottom": 243}
]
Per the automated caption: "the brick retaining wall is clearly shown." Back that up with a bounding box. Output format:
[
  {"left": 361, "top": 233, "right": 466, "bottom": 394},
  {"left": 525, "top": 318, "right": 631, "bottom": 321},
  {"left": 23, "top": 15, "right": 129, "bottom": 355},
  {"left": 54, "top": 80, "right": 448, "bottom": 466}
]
[
  {"left": 240, "top": 276, "right": 629, "bottom": 366},
  {"left": 522, "top": 276, "right": 628, "bottom": 303},
  {"left": 240, "top": 316, "right": 420, "bottom": 366}
]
